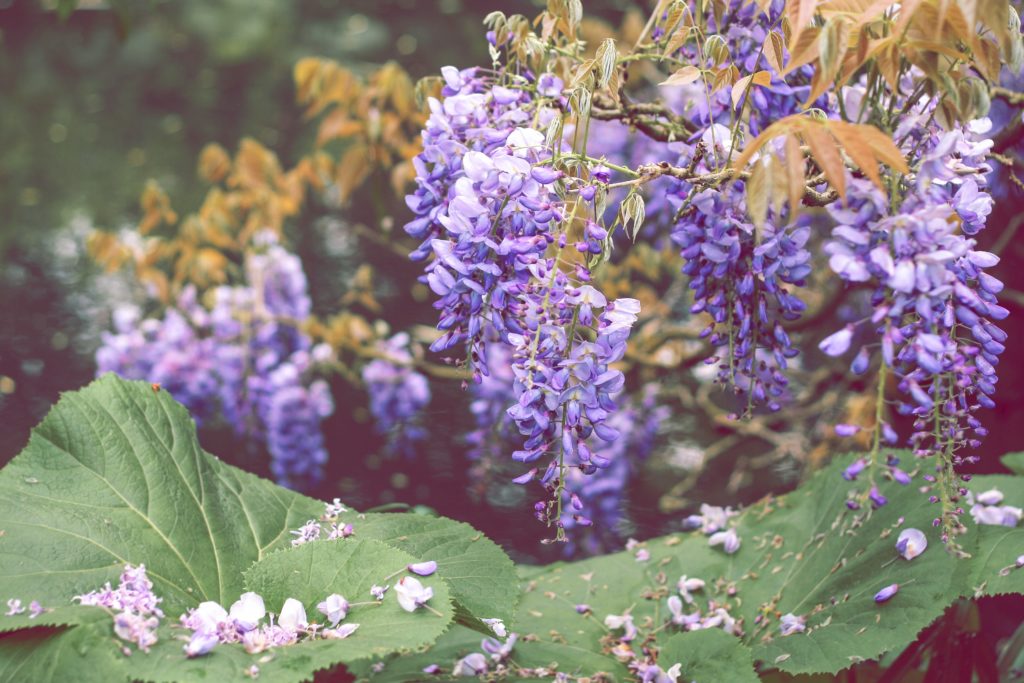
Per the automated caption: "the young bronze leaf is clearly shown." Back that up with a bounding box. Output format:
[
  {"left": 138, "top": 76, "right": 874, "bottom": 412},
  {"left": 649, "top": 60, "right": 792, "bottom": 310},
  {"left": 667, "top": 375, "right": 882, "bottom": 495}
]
[
  {"left": 784, "top": 133, "right": 805, "bottom": 214},
  {"left": 746, "top": 155, "right": 770, "bottom": 228},
  {"left": 660, "top": 65, "right": 702, "bottom": 86},
  {"left": 977, "top": 0, "right": 1010, "bottom": 48},
  {"left": 787, "top": 0, "right": 819, "bottom": 45},
  {"left": 663, "top": 25, "right": 692, "bottom": 57},
  {"left": 800, "top": 121, "right": 846, "bottom": 199},
  {"left": 827, "top": 120, "right": 884, "bottom": 190},
  {"left": 784, "top": 26, "right": 822, "bottom": 74},
  {"left": 663, "top": 0, "right": 688, "bottom": 35},
  {"left": 848, "top": 122, "right": 909, "bottom": 173},
  {"left": 818, "top": 0, "right": 893, "bottom": 22},
  {"left": 808, "top": 14, "right": 852, "bottom": 107},
  {"left": 765, "top": 31, "right": 786, "bottom": 74},
  {"left": 729, "top": 113, "right": 803, "bottom": 174},
  {"left": 731, "top": 70, "right": 772, "bottom": 108}
]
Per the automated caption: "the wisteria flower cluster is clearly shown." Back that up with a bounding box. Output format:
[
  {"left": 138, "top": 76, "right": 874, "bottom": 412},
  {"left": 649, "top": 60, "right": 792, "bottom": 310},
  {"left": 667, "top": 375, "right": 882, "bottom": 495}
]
[
  {"left": 819, "top": 107, "right": 1007, "bottom": 536},
  {"left": 361, "top": 332, "right": 432, "bottom": 457},
  {"left": 96, "top": 234, "right": 336, "bottom": 489},
  {"left": 670, "top": 180, "right": 812, "bottom": 412},
  {"left": 405, "top": 63, "right": 651, "bottom": 540}
]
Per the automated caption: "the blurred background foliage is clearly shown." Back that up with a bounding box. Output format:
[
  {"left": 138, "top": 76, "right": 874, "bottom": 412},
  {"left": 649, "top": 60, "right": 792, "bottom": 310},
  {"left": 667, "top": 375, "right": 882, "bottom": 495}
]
[{"left": 0, "top": 0, "right": 505, "bottom": 453}]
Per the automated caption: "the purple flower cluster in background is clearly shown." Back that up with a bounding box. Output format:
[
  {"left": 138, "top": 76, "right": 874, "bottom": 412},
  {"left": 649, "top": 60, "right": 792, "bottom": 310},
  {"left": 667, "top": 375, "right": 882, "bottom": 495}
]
[
  {"left": 96, "top": 234, "right": 335, "bottom": 489},
  {"left": 362, "top": 332, "right": 431, "bottom": 457}
]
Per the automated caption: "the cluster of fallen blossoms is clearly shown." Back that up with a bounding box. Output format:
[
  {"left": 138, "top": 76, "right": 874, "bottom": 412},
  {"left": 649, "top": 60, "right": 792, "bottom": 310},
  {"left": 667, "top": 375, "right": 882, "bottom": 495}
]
[{"left": 61, "top": 560, "right": 441, "bottom": 661}]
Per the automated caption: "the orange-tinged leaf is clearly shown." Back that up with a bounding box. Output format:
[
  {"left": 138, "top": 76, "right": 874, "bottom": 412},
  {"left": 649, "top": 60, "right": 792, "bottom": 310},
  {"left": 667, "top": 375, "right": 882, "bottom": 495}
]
[
  {"left": 977, "top": 0, "right": 1009, "bottom": 49},
  {"left": 844, "top": 122, "right": 909, "bottom": 173},
  {"left": 316, "top": 109, "right": 365, "bottom": 146},
  {"left": 893, "top": 0, "right": 924, "bottom": 34},
  {"left": 138, "top": 180, "right": 177, "bottom": 234},
  {"left": 662, "top": 25, "right": 692, "bottom": 57},
  {"left": 197, "top": 144, "right": 231, "bottom": 184},
  {"left": 336, "top": 143, "right": 371, "bottom": 202},
  {"left": 784, "top": 133, "right": 805, "bottom": 213},
  {"left": 788, "top": 0, "right": 819, "bottom": 44},
  {"left": 570, "top": 58, "right": 597, "bottom": 87},
  {"left": 746, "top": 155, "right": 769, "bottom": 228},
  {"left": 766, "top": 151, "right": 789, "bottom": 216},
  {"left": 731, "top": 70, "right": 772, "bottom": 107},
  {"left": 660, "top": 65, "right": 702, "bottom": 85},
  {"left": 818, "top": 0, "right": 894, "bottom": 22},
  {"left": 974, "top": 39, "right": 1002, "bottom": 82},
  {"left": 765, "top": 31, "right": 786, "bottom": 74},
  {"left": 784, "top": 26, "right": 822, "bottom": 74},
  {"left": 800, "top": 122, "right": 846, "bottom": 198},
  {"left": 711, "top": 63, "right": 740, "bottom": 93},
  {"left": 730, "top": 113, "right": 804, "bottom": 173},
  {"left": 663, "top": 1, "right": 687, "bottom": 34},
  {"left": 827, "top": 120, "right": 884, "bottom": 190}
]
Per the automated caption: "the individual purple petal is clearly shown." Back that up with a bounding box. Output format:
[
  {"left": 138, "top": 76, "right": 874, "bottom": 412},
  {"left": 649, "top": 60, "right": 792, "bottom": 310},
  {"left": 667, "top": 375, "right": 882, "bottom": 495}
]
[
  {"left": 819, "top": 328, "right": 853, "bottom": 357},
  {"left": 895, "top": 528, "right": 927, "bottom": 560},
  {"left": 835, "top": 424, "right": 861, "bottom": 437},
  {"left": 407, "top": 561, "right": 438, "bottom": 577},
  {"left": 874, "top": 584, "right": 899, "bottom": 603}
]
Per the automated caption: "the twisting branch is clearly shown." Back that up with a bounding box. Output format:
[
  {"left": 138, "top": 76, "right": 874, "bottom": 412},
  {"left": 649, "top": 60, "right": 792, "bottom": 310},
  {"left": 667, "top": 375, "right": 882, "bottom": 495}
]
[
  {"left": 611, "top": 161, "right": 840, "bottom": 206},
  {"left": 590, "top": 93, "right": 695, "bottom": 141}
]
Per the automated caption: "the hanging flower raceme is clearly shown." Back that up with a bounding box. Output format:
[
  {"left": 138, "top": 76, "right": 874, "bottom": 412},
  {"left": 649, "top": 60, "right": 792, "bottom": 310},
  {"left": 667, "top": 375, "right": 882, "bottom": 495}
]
[
  {"left": 669, "top": 179, "right": 812, "bottom": 412},
  {"left": 96, "top": 234, "right": 335, "bottom": 490},
  {"left": 506, "top": 292, "right": 641, "bottom": 539},
  {"left": 405, "top": 65, "right": 642, "bottom": 540},
  {"left": 404, "top": 66, "right": 567, "bottom": 380},
  {"left": 362, "top": 332, "right": 431, "bottom": 457},
  {"left": 820, "top": 113, "right": 1005, "bottom": 535}
]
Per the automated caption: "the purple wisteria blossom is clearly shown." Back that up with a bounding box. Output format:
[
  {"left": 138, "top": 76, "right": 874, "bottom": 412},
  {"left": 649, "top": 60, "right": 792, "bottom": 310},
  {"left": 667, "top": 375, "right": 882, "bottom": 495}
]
[
  {"left": 362, "top": 332, "right": 431, "bottom": 457},
  {"left": 96, "top": 234, "right": 334, "bottom": 489},
  {"left": 669, "top": 181, "right": 812, "bottom": 412}
]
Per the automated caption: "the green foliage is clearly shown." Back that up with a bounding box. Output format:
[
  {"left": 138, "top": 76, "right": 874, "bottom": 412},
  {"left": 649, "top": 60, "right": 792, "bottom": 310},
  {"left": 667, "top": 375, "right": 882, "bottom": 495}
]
[
  {"left": 360, "top": 456, "right": 1024, "bottom": 680},
  {"left": 0, "top": 373, "right": 324, "bottom": 615},
  {"left": 965, "top": 471, "right": 1024, "bottom": 598},
  {"left": 244, "top": 539, "right": 453, "bottom": 657},
  {"left": 343, "top": 514, "right": 520, "bottom": 630},
  {"left": 0, "top": 610, "right": 123, "bottom": 683},
  {"left": 659, "top": 629, "right": 759, "bottom": 683},
  {"left": 0, "top": 376, "right": 516, "bottom": 682},
  {"left": 1, "top": 376, "right": 1023, "bottom": 682}
]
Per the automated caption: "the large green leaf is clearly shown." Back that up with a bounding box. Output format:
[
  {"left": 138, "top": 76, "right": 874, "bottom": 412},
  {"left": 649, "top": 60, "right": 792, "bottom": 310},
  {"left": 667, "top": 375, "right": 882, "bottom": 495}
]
[
  {"left": 1000, "top": 452, "right": 1024, "bottom": 476},
  {"left": 0, "top": 612, "right": 121, "bottom": 683},
  {"left": 339, "top": 513, "right": 520, "bottom": 630},
  {"left": 0, "top": 374, "right": 323, "bottom": 615},
  {"left": 965, "top": 473, "right": 1024, "bottom": 598},
  {"left": 499, "top": 454, "right": 972, "bottom": 677},
  {"left": 739, "top": 455, "right": 971, "bottom": 674},
  {"left": 659, "top": 629, "right": 759, "bottom": 683},
  {"left": 345, "top": 625, "right": 489, "bottom": 681},
  {"left": 243, "top": 539, "right": 453, "bottom": 658},
  {"left": 0, "top": 375, "right": 516, "bottom": 627}
]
